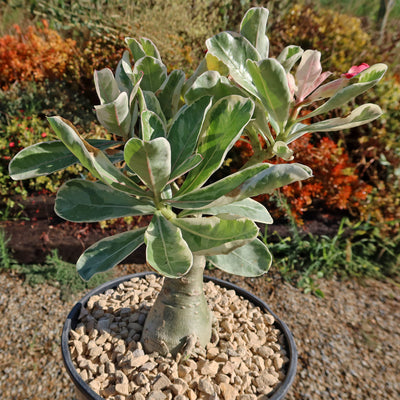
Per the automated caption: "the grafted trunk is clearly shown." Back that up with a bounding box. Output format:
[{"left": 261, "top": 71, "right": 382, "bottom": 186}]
[{"left": 141, "top": 255, "right": 212, "bottom": 356}]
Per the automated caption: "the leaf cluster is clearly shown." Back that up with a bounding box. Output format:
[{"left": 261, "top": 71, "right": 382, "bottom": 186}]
[{"left": 8, "top": 7, "right": 386, "bottom": 282}]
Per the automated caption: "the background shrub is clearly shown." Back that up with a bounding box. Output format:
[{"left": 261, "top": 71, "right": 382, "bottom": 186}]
[{"left": 0, "top": 20, "right": 77, "bottom": 89}]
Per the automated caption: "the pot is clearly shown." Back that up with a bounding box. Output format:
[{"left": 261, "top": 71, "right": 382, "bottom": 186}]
[{"left": 62, "top": 272, "right": 297, "bottom": 400}]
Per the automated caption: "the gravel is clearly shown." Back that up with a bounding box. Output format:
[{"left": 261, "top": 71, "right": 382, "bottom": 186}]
[
  {"left": 1, "top": 265, "right": 399, "bottom": 400},
  {"left": 69, "top": 274, "right": 288, "bottom": 399}
]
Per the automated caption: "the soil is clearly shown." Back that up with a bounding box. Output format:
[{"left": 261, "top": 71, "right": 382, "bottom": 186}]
[
  {"left": 1, "top": 194, "right": 342, "bottom": 266},
  {"left": 1, "top": 194, "right": 148, "bottom": 265}
]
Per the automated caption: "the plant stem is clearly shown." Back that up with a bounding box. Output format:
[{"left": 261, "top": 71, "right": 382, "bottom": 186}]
[{"left": 141, "top": 255, "right": 212, "bottom": 356}]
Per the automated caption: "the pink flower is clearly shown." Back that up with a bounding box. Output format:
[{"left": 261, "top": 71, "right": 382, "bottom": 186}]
[
  {"left": 342, "top": 63, "right": 370, "bottom": 79},
  {"left": 41, "top": 132, "right": 47, "bottom": 138},
  {"left": 294, "top": 50, "right": 332, "bottom": 104}
]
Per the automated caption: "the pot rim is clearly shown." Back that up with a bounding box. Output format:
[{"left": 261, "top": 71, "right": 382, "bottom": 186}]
[{"left": 61, "top": 272, "right": 297, "bottom": 400}]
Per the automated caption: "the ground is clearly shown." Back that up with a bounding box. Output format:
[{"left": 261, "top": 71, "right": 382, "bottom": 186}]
[{"left": 1, "top": 195, "right": 399, "bottom": 399}]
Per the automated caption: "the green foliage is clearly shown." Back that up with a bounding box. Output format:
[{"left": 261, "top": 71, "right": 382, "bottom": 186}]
[
  {"left": 26, "top": 0, "right": 253, "bottom": 73},
  {"left": 267, "top": 217, "right": 400, "bottom": 296},
  {"left": 268, "top": 4, "right": 375, "bottom": 72},
  {"left": 0, "top": 245, "right": 113, "bottom": 301},
  {"left": 0, "top": 228, "right": 13, "bottom": 270}
]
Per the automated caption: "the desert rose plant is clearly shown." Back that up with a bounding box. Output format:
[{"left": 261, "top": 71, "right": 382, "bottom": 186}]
[{"left": 9, "top": 7, "right": 386, "bottom": 356}]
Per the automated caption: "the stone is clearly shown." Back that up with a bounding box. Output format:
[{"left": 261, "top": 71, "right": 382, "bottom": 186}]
[
  {"left": 186, "top": 389, "right": 197, "bottom": 400},
  {"left": 198, "top": 360, "right": 219, "bottom": 376},
  {"left": 140, "top": 361, "right": 157, "bottom": 372},
  {"left": 105, "top": 361, "right": 116, "bottom": 374},
  {"left": 170, "top": 383, "right": 186, "bottom": 396},
  {"left": 175, "top": 395, "right": 189, "bottom": 400},
  {"left": 102, "top": 384, "right": 117, "bottom": 397},
  {"left": 115, "top": 382, "right": 130, "bottom": 396},
  {"left": 216, "top": 373, "right": 230, "bottom": 384},
  {"left": 135, "top": 372, "right": 149, "bottom": 386},
  {"left": 237, "top": 394, "right": 257, "bottom": 400},
  {"left": 197, "top": 379, "right": 214, "bottom": 395},
  {"left": 89, "top": 379, "right": 101, "bottom": 392},
  {"left": 219, "top": 382, "right": 238, "bottom": 400},
  {"left": 178, "top": 364, "right": 192, "bottom": 379},
  {"left": 256, "top": 346, "right": 274, "bottom": 358},
  {"left": 99, "top": 352, "right": 110, "bottom": 364},
  {"left": 132, "top": 393, "right": 146, "bottom": 400},
  {"left": 273, "top": 355, "right": 284, "bottom": 370},
  {"left": 119, "top": 352, "right": 150, "bottom": 368},
  {"left": 221, "top": 361, "right": 235, "bottom": 375},
  {"left": 254, "top": 371, "right": 279, "bottom": 388},
  {"left": 206, "top": 347, "right": 220, "bottom": 359},
  {"left": 88, "top": 345, "right": 103, "bottom": 359},
  {"left": 147, "top": 391, "right": 167, "bottom": 400},
  {"left": 72, "top": 340, "right": 84, "bottom": 356},
  {"left": 215, "top": 353, "right": 229, "bottom": 362},
  {"left": 152, "top": 373, "right": 171, "bottom": 391},
  {"left": 114, "top": 343, "right": 126, "bottom": 354}
]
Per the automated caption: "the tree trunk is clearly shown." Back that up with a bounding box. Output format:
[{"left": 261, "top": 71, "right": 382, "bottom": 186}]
[{"left": 141, "top": 255, "right": 212, "bottom": 356}]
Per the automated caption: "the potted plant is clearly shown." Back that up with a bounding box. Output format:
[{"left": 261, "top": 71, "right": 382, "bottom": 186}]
[{"left": 9, "top": 7, "right": 386, "bottom": 400}]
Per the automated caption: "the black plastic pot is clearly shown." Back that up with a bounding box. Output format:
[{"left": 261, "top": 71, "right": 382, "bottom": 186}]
[{"left": 62, "top": 272, "right": 297, "bottom": 400}]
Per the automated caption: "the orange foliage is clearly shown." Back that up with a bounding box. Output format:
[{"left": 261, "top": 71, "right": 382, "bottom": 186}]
[
  {"left": 234, "top": 134, "right": 372, "bottom": 223},
  {"left": 0, "top": 21, "right": 77, "bottom": 89}
]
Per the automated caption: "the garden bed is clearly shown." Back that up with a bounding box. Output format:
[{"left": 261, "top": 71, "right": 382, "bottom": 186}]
[{"left": 1, "top": 194, "right": 341, "bottom": 266}]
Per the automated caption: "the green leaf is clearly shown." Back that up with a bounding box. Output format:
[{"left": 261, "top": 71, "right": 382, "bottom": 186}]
[
  {"left": 126, "top": 37, "right": 161, "bottom": 61},
  {"left": 186, "top": 198, "right": 273, "bottom": 224},
  {"left": 47, "top": 116, "right": 148, "bottom": 197},
  {"left": 94, "top": 68, "right": 120, "bottom": 104},
  {"left": 95, "top": 92, "right": 132, "bottom": 139},
  {"left": 55, "top": 179, "right": 155, "bottom": 222},
  {"left": 9, "top": 139, "right": 119, "bottom": 180},
  {"left": 277, "top": 45, "right": 304, "bottom": 72},
  {"left": 139, "top": 37, "right": 161, "bottom": 60},
  {"left": 77, "top": 228, "right": 146, "bottom": 281},
  {"left": 169, "top": 163, "right": 271, "bottom": 209},
  {"left": 273, "top": 141, "right": 294, "bottom": 161},
  {"left": 208, "top": 238, "right": 272, "bottom": 277},
  {"left": 141, "top": 110, "right": 166, "bottom": 140},
  {"left": 289, "top": 104, "right": 383, "bottom": 142},
  {"left": 247, "top": 58, "right": 291, "bottom": 132},
  {"left": 168, "top": 154, "right": 203, "bottom": 183},
  {"left": 184, "top": 71, "right": 243, "bottom": 104},
  {"left": 206, "top": 32, "right": 260, "bottom": 95},
  {"left": 145, "top": 212, "right": 193, "bottom": 278},
  {"left": 124, "top": 137, "right": 171, "bottom": 195},
  {"left": 133, "top": 56, "right": 167, "bottom": 92},
  {"left": 299, "top": 63, "right": 387, "bottom": 120},
  {"left": 178, "top": 95, "right": 254, "bottom": 194},
  {"left": 172, "top": 215, "right": 258, "bottom": 256},
  {"left": 141, "top": 90, "right": 167, "bottom": 127},
  {"left": 115, "top": 50, "right": 134, "bottom": 94},
  {"left": 240, "top": 7, "right": 269, "bottom": 59},
  {"left": 157, "top": 70, "right": 186, "bottom": 120},
  {"left": 205, "top": 52, "right": 230, "bottom": 76},
  {"left": 206, "top": 163, "right": 313, "bottom": 206},
  {"left": 168, "top": 96, "right": 212, "bottom": 173},
  {"left": 182, "top": 58, "right": 208, "bottom": 97}
]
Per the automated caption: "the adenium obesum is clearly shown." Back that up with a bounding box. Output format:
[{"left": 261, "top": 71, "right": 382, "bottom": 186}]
[{"left": 9, "top": 7, "right": 386, "bottom": 356}]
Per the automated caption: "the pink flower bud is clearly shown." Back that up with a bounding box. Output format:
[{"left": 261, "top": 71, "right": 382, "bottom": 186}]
[{"left": 342, "top": 63, "right": 370, "bottom": 79}]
